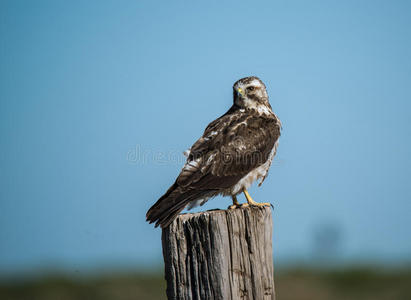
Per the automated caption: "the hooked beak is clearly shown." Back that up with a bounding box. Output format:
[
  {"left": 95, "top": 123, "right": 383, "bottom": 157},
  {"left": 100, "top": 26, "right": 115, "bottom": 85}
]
[{"left": 237, "top": 87, "right": 244, "bottom": 97}]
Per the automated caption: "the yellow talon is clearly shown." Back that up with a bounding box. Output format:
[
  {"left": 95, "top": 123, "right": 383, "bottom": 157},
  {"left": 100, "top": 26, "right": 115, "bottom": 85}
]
[
  {"left": 228, "top": 195, "right": 241, "bottom": 209},
  {"left": 242, "top": 189, "right": 271, "bottom": 207}
]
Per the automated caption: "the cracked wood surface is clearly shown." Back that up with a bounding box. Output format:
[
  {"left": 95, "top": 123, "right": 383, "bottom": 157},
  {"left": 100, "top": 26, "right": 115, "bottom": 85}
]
[{"left": 162, "top": 206, "right": 275, "bottom": 300}]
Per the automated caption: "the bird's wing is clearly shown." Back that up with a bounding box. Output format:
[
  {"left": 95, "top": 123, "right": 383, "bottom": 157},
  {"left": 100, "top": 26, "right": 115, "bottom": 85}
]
[
  {"left": 146, "top": 109, "right": 281, "bottom": 228},
  {"left": 180, "top": 110, "right": 280, "bottom": 185}
]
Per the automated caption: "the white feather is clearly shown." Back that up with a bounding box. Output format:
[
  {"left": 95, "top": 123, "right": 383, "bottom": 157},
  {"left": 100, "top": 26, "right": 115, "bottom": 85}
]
[
  {"left": 182, "top": 157, "right": 201, "bottom": 172},
  {"left": 186, "top": 197, "right": 210, "bottom": 210},
  {"left": 230, "top": 141, "right": 278, "bottom": 195},
  {"left": 183, "top": 149, "right": 190, "bottom": 157}
]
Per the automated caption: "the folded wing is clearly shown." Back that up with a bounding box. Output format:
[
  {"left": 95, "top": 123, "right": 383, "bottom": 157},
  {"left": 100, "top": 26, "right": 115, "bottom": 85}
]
[{"left": 146, "top": 109, "right": 280, "bottom": 228}]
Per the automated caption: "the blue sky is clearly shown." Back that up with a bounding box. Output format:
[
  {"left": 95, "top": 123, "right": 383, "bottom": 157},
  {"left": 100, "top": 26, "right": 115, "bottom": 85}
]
[{"left": 1, "top": 0, "right": 411, "bottom": 275}]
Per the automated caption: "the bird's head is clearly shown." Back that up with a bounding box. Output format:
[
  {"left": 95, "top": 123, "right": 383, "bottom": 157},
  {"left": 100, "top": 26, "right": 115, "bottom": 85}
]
[{"left": 233, "top": 76, "right": 272, "bottom": 113}]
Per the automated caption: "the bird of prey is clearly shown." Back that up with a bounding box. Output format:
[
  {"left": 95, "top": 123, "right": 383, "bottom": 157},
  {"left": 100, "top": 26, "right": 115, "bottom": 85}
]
[{"left": 146, "top": 76, "right": 281, "bottom": 228}]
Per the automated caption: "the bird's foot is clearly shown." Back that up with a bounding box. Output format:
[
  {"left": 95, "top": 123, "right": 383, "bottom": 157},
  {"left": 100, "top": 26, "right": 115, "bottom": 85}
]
[
  {"left": 241, "top": 201, "right": 272, "bottom": 208},
  {"left": 242, "top": 188, "right": 272, "bottom": 208},
  {"left": 228, "top": 195, "right": 242, "bottom": 209}
]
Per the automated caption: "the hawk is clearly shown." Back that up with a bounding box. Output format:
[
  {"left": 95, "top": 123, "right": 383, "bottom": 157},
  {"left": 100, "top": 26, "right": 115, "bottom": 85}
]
[{"left": 146, "top": 76, "right": 281, "bottom": 228}]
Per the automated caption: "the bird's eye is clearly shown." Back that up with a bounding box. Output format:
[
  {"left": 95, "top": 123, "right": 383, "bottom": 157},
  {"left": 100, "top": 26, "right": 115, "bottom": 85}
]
[{"left": 247, "top": 86, "right": 255, "bottom": 92}]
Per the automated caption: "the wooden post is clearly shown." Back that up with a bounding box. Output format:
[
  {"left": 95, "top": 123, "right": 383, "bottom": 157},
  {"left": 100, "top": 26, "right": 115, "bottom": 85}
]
[{"left": 161, "top": 206, "right": 275, "bottom": 300}]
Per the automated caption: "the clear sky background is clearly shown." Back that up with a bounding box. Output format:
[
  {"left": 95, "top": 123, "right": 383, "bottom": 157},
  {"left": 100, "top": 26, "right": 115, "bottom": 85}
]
[{"left": 1, "top": 0, "right": 410, "bottom": 276}]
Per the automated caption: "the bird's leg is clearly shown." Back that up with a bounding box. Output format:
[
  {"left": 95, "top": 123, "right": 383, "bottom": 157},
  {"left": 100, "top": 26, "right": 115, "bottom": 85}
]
[
  {"left": 228, "top": 195, "right": 241, "bottom": 209},
  {"left": 241, "top": 188, "right": 271, "bottom": 207}
]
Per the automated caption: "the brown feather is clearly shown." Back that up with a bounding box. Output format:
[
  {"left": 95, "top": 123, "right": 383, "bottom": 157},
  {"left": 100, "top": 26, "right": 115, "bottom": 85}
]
[{"left": 146, "top": 76, "right": 281, "bottom": 228}]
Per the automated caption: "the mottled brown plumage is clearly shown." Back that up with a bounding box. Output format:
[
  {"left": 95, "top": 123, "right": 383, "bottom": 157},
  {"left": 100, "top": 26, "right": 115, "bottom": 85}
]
[{"left": 146, "top": 76, "right": 281, "bottom": 228}]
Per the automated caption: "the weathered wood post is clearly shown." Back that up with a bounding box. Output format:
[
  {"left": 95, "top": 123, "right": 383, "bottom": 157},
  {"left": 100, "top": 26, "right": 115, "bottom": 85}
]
[{"left": 162, "top": 206, "right": 275, "bottom": 300}]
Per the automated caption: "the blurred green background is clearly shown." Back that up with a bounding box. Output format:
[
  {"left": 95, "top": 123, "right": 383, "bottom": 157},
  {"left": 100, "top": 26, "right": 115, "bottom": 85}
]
[{"left": 2, "top": 267, "right": 411, "bottom": 300}]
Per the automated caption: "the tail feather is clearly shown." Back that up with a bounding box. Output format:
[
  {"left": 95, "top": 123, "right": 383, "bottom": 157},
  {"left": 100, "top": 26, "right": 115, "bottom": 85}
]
[
  {"left": 146, "top": 183, "right": 178, "bottom": 224},
  {"left": 146, "top": 183, "right": 214, "bottom": 228}
]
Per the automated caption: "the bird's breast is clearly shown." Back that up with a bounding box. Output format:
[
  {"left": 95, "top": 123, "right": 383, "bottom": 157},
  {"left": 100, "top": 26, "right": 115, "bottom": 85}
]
[{"left": 229, "top": 140, "right": 278, "bottom": 195}]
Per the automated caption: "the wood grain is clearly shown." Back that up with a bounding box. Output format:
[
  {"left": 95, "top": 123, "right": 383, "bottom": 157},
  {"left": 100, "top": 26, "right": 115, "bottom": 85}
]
[{"left": 162, "top": 206, "right": 275, "bottom": 300}]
